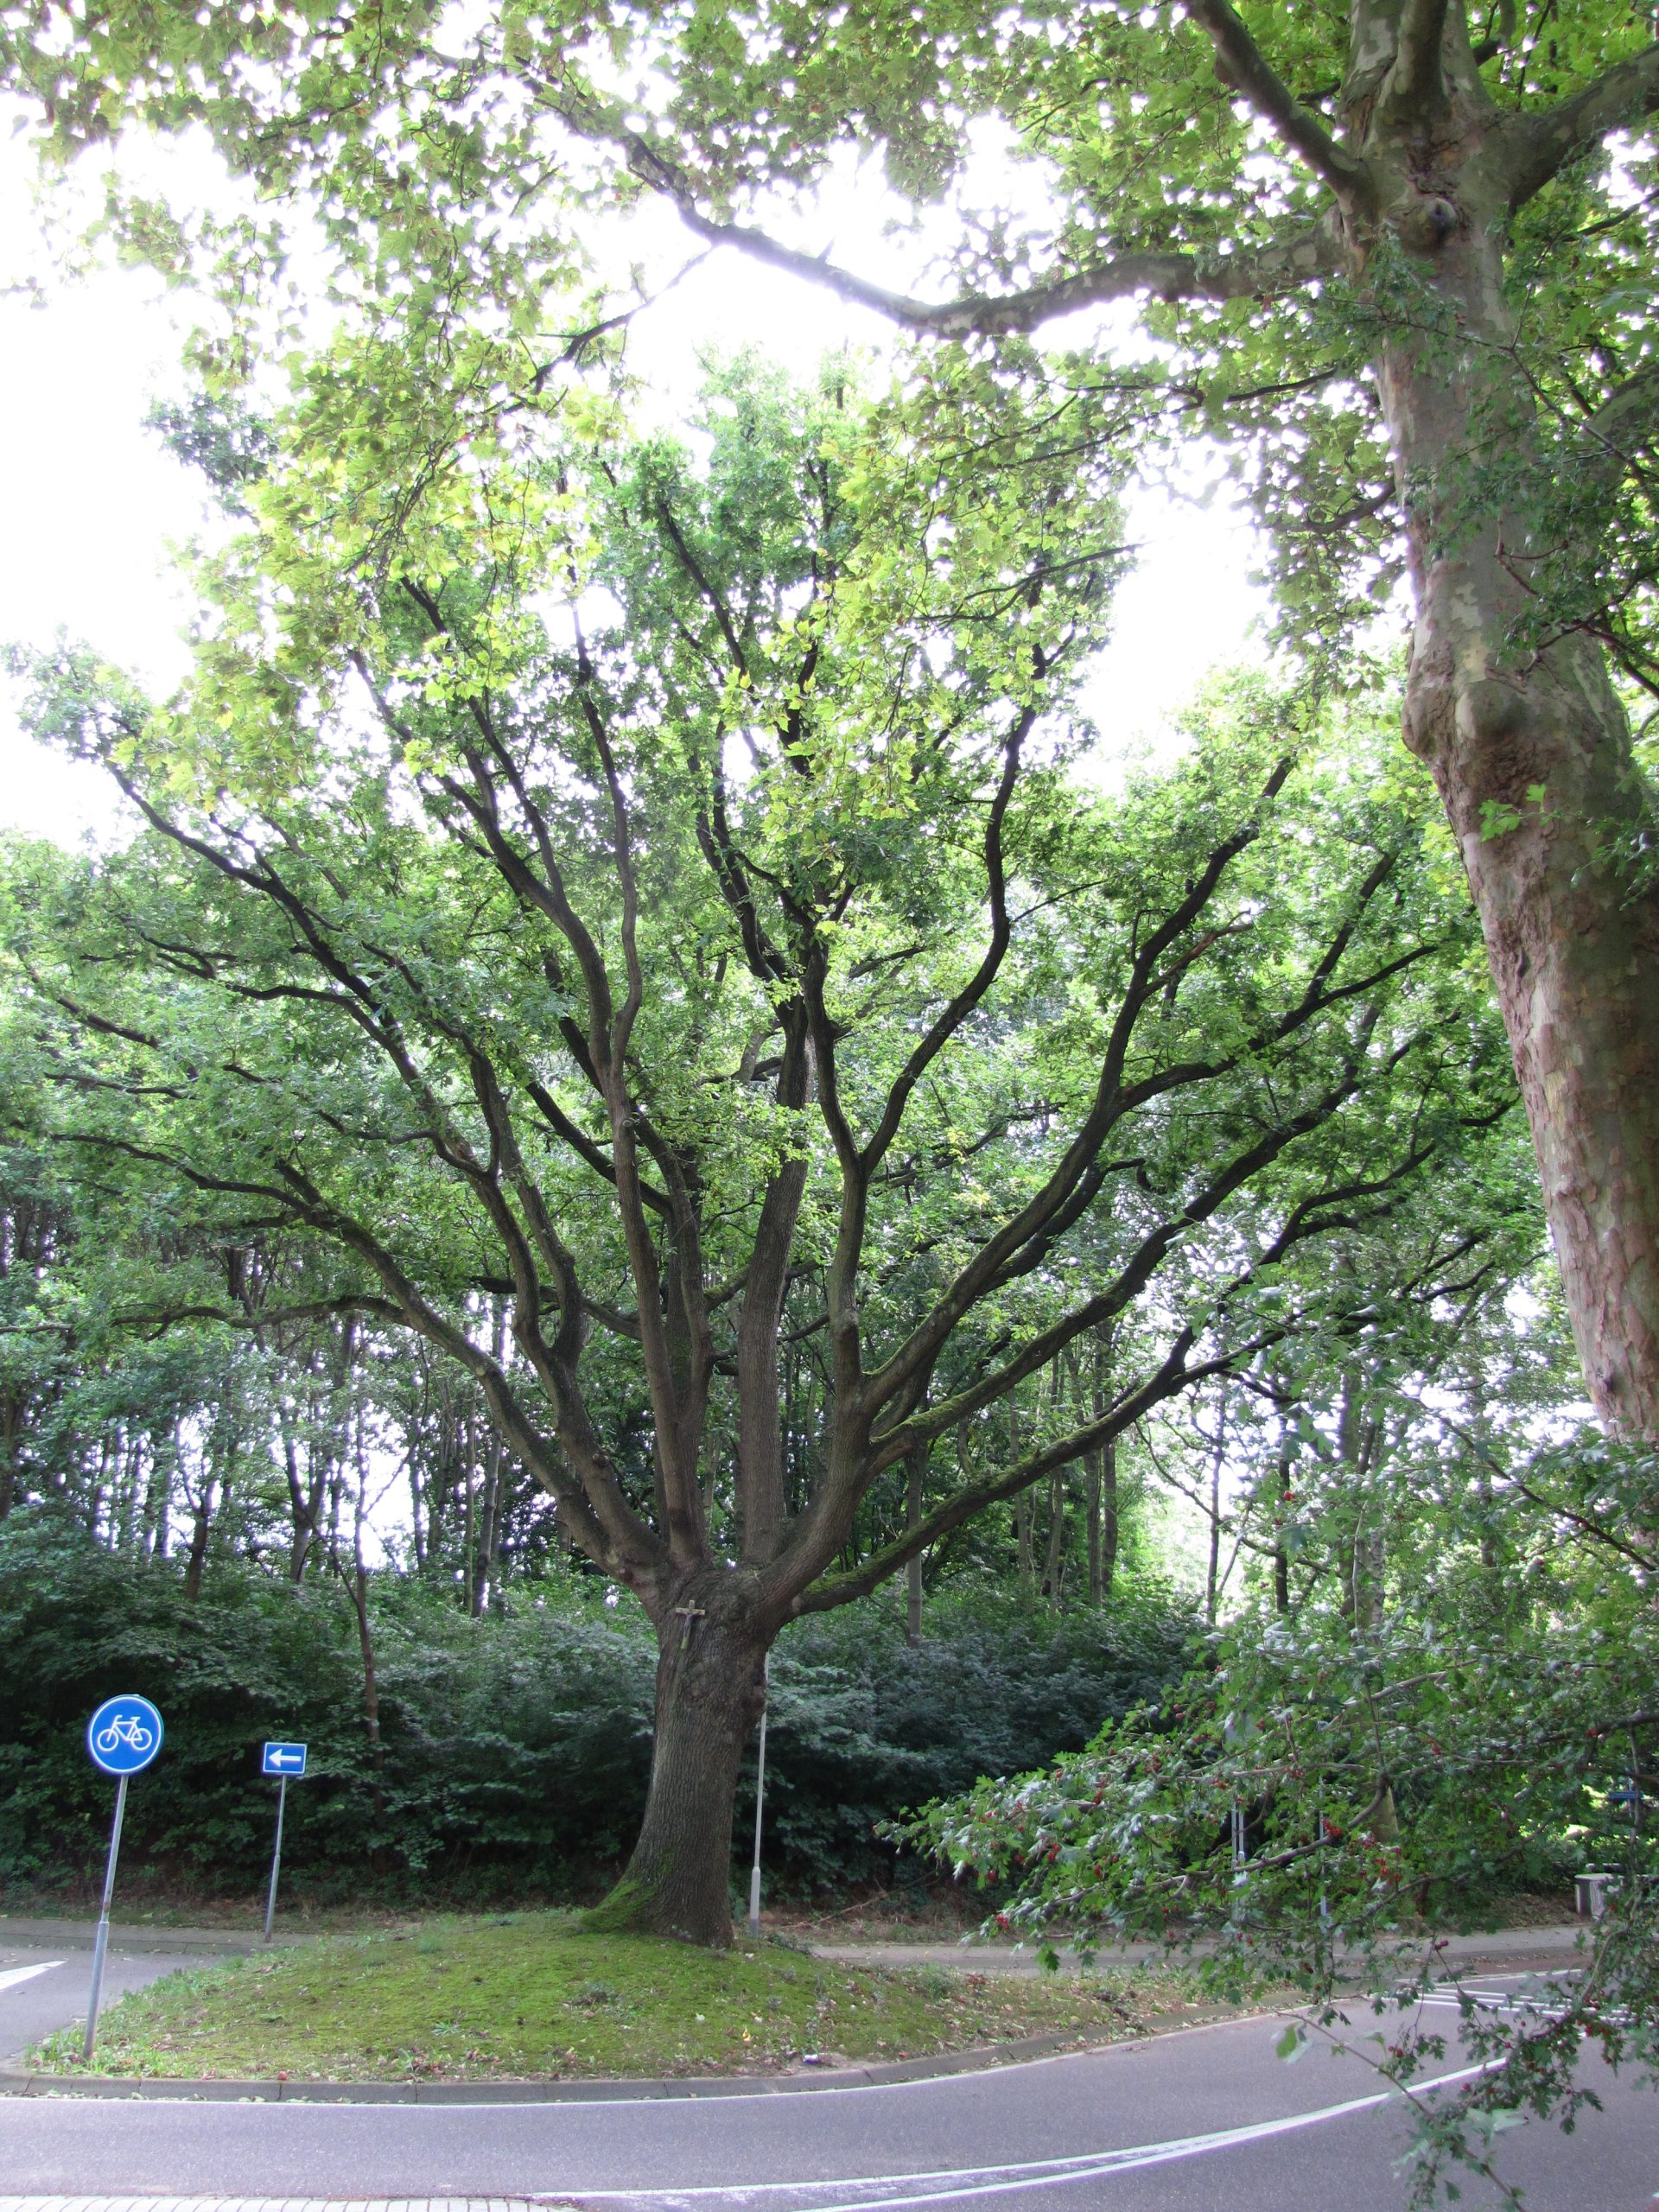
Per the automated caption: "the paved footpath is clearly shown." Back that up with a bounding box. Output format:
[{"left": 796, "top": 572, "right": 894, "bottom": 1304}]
[
  {"left": 0, "top": 1922, "right": 293, "bottom": 1959},
  {"left": 0, "top": 1974, "right": 1651, "bottom": 2210},
  {"left": 809, "top": 1922, "right": 1589, "bottom": 1975}
]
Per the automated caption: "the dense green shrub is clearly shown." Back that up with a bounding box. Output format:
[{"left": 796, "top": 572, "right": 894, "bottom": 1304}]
[
  {"left": 0, "top": 1507, "right": 1196, "bottom": 1900},
  {"left": 757, "top": 1595, "right": 1198, "bottom": 1886}
]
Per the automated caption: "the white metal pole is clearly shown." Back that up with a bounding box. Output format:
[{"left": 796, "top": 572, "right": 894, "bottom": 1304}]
[
  {"left": 264, "top": 1774, "right": 289, "bottom": 1942},
  {"left": 747, "top": 1662, "right": 769, "bottom": 1939},
  {"left": 83, "top": 1771, "right": 129, "bottom": 2064}
]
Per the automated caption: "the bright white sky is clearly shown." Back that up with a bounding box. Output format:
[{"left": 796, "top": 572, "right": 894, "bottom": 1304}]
[{"left": 0, "top": 111, "right": 1271, "bottom": 845}]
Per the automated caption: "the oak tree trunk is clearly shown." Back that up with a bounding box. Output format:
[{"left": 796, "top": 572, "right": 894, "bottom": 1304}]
[{"left": 589, "top": 1584, "right": 769, "bottom": 1946}]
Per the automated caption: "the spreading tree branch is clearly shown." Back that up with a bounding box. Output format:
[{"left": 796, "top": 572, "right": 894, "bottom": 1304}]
[
  {"left": 1185, "top": 0, "right": 1369, "bottom": 196},
  {"left": 544, "top": 89, "right": 1338, "bottom": 334},
  {"left": 1505, "top": 41, "right": 1659, "bottom": 209}
]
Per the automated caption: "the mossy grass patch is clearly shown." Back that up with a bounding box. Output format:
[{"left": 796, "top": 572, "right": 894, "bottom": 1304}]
[{"left": 29, "top": 1910, "right": 1214, "bottom": 2082}]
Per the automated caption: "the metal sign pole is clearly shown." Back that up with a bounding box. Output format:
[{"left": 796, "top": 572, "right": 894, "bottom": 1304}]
[
  {"left": 83, "top": 1771, "right": 130, "bottom": 2064},
  {"left": 264, "top": 1773, "right": 289, "bottom": 1942},
  {"left": 747, "top": 1662, "right": 769, "bottom": 1940}
]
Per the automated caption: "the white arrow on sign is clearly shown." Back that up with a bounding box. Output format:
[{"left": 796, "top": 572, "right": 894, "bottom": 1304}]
[{"left": 266, "top": 1745, "right": 306, "bottom": 1770}]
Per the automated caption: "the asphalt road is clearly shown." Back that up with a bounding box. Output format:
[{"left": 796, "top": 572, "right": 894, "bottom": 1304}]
[
  {"left": 0, "top": 1942, "right": 207, "bottom": 2068},
  {"left": 0, "top": 1976, "right": 1653, "bottom": 2209}
]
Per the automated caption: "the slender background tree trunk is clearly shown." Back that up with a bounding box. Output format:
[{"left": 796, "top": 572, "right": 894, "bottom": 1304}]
[{"left": 906, "top": 1446, "right": 925, "bottom": 1647}]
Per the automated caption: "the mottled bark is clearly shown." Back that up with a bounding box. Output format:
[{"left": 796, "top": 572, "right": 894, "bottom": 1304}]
[
  {"left": 1385, "top": 360, "right": 1659, "bottom": 1433},
  {"left": 1343, "top": 39, "right": 1659, "bottom": 1436}
]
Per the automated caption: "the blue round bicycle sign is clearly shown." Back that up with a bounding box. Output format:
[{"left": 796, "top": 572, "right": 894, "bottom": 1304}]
[{"left": 86, "top": 1694, "right": 163, "bottom": 1777}]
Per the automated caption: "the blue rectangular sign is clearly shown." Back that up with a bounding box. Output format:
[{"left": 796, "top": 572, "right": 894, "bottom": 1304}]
[{"left": 261, "top": 1740, "right": 308, "bottom": 1777}]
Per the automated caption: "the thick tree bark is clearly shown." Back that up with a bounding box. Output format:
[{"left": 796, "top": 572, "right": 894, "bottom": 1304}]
[{"left": 589, "top": 1580, "right": 769, "bottom": 1945}]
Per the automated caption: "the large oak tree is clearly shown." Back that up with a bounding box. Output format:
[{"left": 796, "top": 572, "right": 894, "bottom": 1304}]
[{"left": 10, "top": 365, "right": 1520, "bottom": 1940}]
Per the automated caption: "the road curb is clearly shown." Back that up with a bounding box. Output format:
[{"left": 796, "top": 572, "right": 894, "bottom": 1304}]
[{"left": 0, "top": 2024, "right": 1138, "bottom": 2103}]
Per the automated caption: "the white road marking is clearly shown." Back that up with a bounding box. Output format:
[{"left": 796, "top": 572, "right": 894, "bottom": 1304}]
[
  {"left": 0, "top": 2059, "right": 1491, "bottom": 2212},
  {"left": 0, "top": 1965, "right": 63, "bottom": 1996},
  {"left": 569, "top": 2060, "right": 1495, "bottom": 2212}
]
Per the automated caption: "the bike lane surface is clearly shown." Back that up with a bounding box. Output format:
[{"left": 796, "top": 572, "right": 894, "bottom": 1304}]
[{"left": 0, "top": 1947, "right": 206, "bottom": 2069}]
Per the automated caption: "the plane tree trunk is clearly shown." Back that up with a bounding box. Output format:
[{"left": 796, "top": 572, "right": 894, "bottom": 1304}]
[{"left": 1359, "top": 86, "right": 1659, "bottom": 1437}]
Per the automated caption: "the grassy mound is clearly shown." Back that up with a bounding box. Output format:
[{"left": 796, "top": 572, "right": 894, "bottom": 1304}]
[{"left": 31, "top": 1912, "right": 1211, "bottom": 2082}]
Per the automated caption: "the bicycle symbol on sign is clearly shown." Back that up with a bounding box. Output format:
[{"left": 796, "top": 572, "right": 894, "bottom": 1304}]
[
  {"left": 86, "top": 1694, "right": 164, "bottom": 1777},
  {"left": 92, "top": 1713, "right": 155, "bottom": 1756}
]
